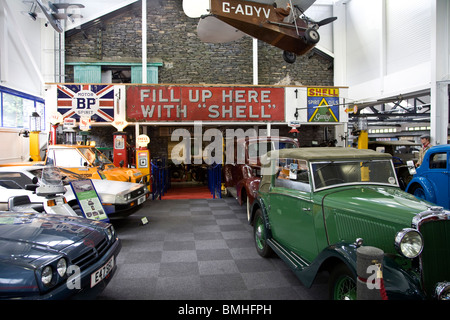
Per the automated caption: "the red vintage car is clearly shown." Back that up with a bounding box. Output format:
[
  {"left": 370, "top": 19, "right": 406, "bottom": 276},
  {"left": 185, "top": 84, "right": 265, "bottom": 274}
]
[{"left": 223, "top": 136, "right": 299, "bottom": 221}]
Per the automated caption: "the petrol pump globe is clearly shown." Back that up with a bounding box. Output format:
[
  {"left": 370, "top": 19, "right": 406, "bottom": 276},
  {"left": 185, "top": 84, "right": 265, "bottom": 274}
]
[{"left": 29, "top": 111, "right": 41, "bottom": 161}]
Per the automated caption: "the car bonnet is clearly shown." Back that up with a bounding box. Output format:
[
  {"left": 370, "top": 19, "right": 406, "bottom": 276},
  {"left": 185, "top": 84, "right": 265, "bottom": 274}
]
[
  {"left": 320, "top": 185, "right": 433, "bottom": 224},
  {"left": 0, "top": 212, "right": 102, "bottom": 263}
]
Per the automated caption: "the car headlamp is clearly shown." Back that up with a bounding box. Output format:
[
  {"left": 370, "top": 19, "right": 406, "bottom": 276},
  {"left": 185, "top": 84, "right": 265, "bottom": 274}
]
[
  {"left": 106, "top": 225, "right": 115, "bottom": 241},
  {"left": 395, "top": 228, "right": 423, "bottom": 258},
  {"left": 41, "top": 266, "right": 53, "bottom": 286},
  {"left": 57, "top": 258, "right": 67, "bottom": 277},
  {"left": 435, "top": 282, "right": 450, "bottom": 300}
]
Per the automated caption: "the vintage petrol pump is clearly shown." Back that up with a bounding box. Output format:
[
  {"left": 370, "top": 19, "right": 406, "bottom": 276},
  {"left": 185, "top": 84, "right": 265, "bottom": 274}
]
[
  {"left": 29, "top": 111, "right": 41, "bottom": 161},
  {"left": 136, "top": 134, "right": 151, "bottom": 190},
  {"left": 113, "top": 132, "right": 128, "bottom": 167}
]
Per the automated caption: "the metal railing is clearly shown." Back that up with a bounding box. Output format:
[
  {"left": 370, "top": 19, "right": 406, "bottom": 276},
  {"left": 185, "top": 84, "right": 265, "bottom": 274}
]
[
  {"left": 150, "top": 158, "right": 170, "bottom": 200},
  {"left": 208, "top": 163, "right": 222, "bottom": 199}
]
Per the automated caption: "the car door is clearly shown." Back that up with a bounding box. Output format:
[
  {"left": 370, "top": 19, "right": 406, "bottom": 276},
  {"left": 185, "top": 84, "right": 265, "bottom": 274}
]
[
  {"left": 267, "top": 158, "right": 317, "bottom": 262},
  {"left": 425, "top": 151, "right": 449, "bottom": 209}
]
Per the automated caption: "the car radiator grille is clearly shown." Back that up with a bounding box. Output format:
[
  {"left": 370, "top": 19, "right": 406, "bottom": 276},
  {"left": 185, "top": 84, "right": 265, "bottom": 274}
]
[
  {"left": 72, "top": 237, "right": 111, "bottom": 271},
  {"left": 131, "top": 187, "right": 145, "bottom": 199},
  {"left": 419, "top": 219, "right": 450, "bottom": 298}
]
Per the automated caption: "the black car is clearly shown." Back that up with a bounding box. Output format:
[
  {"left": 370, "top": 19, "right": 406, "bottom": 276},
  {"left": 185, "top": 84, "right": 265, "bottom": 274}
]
[{"left": 0, "top": 211, "right": 121, "bottom": 299}]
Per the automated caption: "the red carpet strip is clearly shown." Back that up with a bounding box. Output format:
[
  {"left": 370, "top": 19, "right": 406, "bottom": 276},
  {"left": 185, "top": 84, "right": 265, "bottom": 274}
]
[{"left": 161, "top": 184, "right": 213, "bottom": 199}]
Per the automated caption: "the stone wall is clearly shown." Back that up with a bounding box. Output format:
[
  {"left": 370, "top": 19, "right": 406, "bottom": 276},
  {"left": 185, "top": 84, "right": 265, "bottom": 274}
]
[
  {"left": 65, "top": 0, "right": 334, "bottom": 86},
  {"left": 65, "top": 0, "right": 336, "bottom": 161}
]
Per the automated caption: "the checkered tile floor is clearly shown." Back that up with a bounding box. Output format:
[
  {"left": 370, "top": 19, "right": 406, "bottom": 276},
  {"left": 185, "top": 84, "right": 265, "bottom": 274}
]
[{"left": 97, "top": 197, "right": 328, "bottom": 300}]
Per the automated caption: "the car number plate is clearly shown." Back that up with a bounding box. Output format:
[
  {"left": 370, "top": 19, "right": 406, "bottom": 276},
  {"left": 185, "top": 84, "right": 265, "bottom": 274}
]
[
  {"left": 90, "top": 256, "right": 114, "bottom": 288},
  {"left": 137, "top": 195, "right": 145, "bottom": 205}
]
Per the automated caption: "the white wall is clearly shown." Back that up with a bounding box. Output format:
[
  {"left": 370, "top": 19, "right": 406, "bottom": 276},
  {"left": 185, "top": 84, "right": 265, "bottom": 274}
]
[
  {"left": 334, "top": 0, "right": 433, "bottom": 102},
  {"left": 0, "top": 0, "right": 57, "bottom": 163},
  {"left": 334, "top": 0, "right": 449, "bottom": 145},
  {"left": 2, "top": 1, "right": 42, "bottom": 96}
]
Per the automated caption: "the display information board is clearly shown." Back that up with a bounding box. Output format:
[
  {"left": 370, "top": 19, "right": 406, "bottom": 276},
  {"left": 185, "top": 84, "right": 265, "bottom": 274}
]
[{"left": 70, "top": 180, "right": 109, "bottom": 222}]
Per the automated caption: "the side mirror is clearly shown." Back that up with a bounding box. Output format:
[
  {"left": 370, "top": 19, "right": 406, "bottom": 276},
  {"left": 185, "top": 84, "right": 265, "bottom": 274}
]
[
  {"left": 25, "top": 184, "right": 38, "bottom": 191},
  {"left": 407, "top": 160, "right": 416, "bottom": 175}
]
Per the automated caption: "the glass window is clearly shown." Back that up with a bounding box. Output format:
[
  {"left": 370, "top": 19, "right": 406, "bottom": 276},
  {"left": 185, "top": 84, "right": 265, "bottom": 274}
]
[
  {"left": 53, "top": 149, "right": 86, "bottom": 167},
  {"left": 311, "top": 160, "right": 398, "bottom": 190},
  {"left": 0, "top": 87, "right": 45, "bottom": 130},
  {"left": 429, "top": 152, "right": 447, "bottom": 169},
  {"left": 0, "top": 172, "right": 33, "bottom": 188},
  {"left": 2, "top": 92, "right": 25, "bottom": 128},
  {"left": 275, "top": 158, "right": 310, "bottom": 191},
  {"left": 78, "top": 147, "right": 112, "bottom": 166}
]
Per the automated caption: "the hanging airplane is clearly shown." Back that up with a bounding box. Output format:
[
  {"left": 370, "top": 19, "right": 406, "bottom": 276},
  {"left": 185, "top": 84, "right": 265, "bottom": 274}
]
[
  {"left": 33, "top": 0, "right": 85, "bottom": 33},
  {"left": 183, "top": 0, "right": 336, "bottom": 63}
]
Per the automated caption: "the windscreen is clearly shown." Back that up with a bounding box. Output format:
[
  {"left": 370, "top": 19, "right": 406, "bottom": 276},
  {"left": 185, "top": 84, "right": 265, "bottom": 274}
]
[
  {"left": 79, "top": 147, "right": 112, "bottom": 165},
  {"left": 311, "top": 159, "right": 398, "bottom": 190}
]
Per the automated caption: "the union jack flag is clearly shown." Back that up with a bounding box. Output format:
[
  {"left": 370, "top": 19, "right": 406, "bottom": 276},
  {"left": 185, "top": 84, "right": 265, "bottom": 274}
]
[{"left": 57, "top": 84, "right": 115, "bottom": 122}]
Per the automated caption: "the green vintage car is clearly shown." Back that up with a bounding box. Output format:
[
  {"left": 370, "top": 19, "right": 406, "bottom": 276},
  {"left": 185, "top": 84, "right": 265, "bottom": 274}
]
[{"left": 250, "top": 147, "right": 450, "bottom": 300}]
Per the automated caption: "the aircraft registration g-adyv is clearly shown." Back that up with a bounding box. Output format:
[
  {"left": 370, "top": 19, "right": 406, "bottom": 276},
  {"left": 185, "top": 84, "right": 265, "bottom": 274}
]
[{"left": 183, "top": 0, "right": 336, "bottom": 63}]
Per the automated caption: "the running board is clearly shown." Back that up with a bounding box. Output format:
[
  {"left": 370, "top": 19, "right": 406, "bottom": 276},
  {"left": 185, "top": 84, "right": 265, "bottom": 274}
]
[{"left": 267, "top": 239, "right": 309, "bottom": 271}]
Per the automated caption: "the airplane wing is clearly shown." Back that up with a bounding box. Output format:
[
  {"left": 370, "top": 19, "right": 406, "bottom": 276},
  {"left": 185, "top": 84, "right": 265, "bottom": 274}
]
[
  {"left": 35, "top": 0, "right": 63, "bottom": 33},
  {"left": 184, "top": 0, "right": 319, "bottom": 47},
  {"left": 246, "top": 0, "right": 316, "bottom": 12},
  {"left": 49, "top": 3, "right": 85, "bottom": 10},
  {"left": 197, "top": 15, "right": 246, "bottom": 43},
  {"left": 291, "top": 0, "right": 316, "bottom": 12},
  {"left": 183, "top": 0, "right": 316, "bottom": 18},
  {"left": 183, "top": 0, "right": 209, "bottom": 18}
]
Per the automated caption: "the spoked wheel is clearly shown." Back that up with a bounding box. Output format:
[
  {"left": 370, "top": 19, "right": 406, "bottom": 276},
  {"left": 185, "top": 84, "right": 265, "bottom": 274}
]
[
  {"left": 329, "top": 264, "right": 357, "bottom": 300},
  {"left": 253, "top": 209, "right": 273, "bottom": 257},
  {"left": 283, "top": 51, "right": 297, "bottom": 64}
]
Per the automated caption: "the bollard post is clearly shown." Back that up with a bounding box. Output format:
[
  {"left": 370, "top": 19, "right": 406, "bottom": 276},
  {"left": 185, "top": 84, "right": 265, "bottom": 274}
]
[{"left": 356, "top": 246, "right": 387, "bottom": 300}]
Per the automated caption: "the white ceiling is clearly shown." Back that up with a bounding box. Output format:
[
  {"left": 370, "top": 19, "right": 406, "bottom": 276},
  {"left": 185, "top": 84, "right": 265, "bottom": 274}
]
[
  {"left": 30, "top": 0, "right": 139, "bottom": 30},
  {"left": 41, "top": 0, "right": 334, "bottom": 31}
]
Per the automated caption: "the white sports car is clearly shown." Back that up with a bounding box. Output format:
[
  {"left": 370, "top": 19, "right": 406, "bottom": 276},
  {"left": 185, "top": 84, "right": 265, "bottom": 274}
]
[{"left": 0, "top": 165, "right": 149, "bottom": 218}]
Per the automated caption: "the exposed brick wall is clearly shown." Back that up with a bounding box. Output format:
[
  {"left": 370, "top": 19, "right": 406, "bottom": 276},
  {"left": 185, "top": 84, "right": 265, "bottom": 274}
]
[
  {"left": 65, "top": 0, "right": 334, "bottom": 86},
  {"left": 65, "top": 0, "right": 335, "bottom": 160}
]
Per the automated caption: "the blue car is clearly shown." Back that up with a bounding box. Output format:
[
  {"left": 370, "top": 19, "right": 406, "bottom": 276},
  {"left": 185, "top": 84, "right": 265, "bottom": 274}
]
[
  {"left": 0, "top": 212, "right": 121, "bottom": 299},
  {"left": 406, "top": 144, "right": 450, "bottom": 209}
]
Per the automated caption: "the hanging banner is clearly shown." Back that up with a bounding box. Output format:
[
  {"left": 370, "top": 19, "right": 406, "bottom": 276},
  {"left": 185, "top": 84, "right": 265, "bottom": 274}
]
[
  {"left": 57, "top": 84, "right": 115, "bottom": 122},
  {"left": 307, "top": 87, "right": 340, "bottom": 122},
  {"left": 70, "top": 180, "right": 109, "bottom": 222},
  {"left": 126, "top": 85, "right": 285, "bottom": 122}
]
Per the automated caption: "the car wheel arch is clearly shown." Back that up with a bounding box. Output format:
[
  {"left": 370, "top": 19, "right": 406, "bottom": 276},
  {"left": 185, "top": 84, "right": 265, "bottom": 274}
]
[
  {"left": 249, "top": 198, "right": 269, "bottom": 227},
  {"left": 238, "top": 185, "right": 247, "bottom": 206},
  {"left": 406, "top": 178, "right": 436, "bottom": 203}
]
